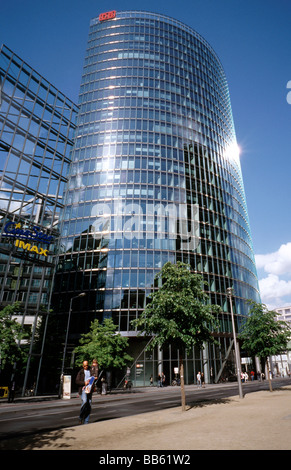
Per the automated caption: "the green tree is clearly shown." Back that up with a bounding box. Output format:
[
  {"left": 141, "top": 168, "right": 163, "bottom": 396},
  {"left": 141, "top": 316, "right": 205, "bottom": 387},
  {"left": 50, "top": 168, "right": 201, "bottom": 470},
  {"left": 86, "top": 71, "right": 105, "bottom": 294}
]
[
  {"left": 239, "top": 301, "right": 291, "bottom": 392},
  {"left": 0, "top": 302, "right": 28, "bottom": 378},
  {"left": 132, "top": 262, "right": 220, "bottom": 410},
  {"left": 74, "top": 318, "right": 133, "bottom": 375}
]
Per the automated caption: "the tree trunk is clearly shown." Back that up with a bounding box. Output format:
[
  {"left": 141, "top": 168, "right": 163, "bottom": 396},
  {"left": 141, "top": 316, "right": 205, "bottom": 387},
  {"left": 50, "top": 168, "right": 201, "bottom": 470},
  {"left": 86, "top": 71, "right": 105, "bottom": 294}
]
[
  {"left": 179, "top": 355, "right": 186, "bottom": 411},
  {"left": 266, "top": 362, "right": 273, "bottom": 392}
]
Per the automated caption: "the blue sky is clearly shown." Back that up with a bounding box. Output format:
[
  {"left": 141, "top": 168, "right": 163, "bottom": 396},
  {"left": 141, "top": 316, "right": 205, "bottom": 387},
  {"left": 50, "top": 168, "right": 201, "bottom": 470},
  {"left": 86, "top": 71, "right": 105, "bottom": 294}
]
[{"left": 1, "top": 0, "right": 291, "bottom": 308}]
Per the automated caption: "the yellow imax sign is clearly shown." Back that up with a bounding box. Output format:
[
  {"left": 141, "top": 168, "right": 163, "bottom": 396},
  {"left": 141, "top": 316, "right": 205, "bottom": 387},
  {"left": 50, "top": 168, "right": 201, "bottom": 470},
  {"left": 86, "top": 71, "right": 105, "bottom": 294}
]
[
  {"left": 15, "top": 239, "right": 49, "bottom": 257},
  {"left": 2, "top": 220, "right": 54, "bottom": 258}
]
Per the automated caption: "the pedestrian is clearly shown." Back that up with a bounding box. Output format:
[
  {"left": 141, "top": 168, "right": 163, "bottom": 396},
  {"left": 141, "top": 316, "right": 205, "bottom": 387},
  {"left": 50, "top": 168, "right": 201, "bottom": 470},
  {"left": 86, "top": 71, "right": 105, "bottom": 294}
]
[
  {"left": 162, "top": 372, "right": 166, "bottom": 387},
  {"left": 210, "top": 367, "right": 214, "bottom": 384},
  {"left": 250, "top": 370, "right": 255, "bottom": 381},
  {"left": 150, "top": 375, "right": 153, "bottom": 386},
  {"left": 197, "top": 371, "right": 202, "bottom": 388},
  {"left": 91, "top": 359, "right": 99, "bottom": 379},
  {"left": 90, "top": 358, "right": 99, "bottom": 393},
  {"left": 91, "top": 359, "right": 99, "bottom": 380},
  {"left": 201, "top": 372, "right": 205, "bottom": 388},
  {"left": 8, "top": 376, "right": 16, "bottom": 403},
  {"left": 257, "top": 370, "right": 261, "bottom": 381},
  {"left": 75, "top": 360, "right": 94, "bottom": 424}
]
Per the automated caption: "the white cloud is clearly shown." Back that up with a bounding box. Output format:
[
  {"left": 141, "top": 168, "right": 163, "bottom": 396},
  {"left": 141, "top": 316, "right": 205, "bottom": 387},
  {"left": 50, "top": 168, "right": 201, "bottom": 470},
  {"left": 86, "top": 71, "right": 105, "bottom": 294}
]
[
  {"left": 259, "top": 274, "right": 291, "bottom": 300},
  {"left": 255, "top": 242, "right": 291, "bottom": 276},
  {"left": 255, "top": 242, "right": 291, "bottom": 308}
]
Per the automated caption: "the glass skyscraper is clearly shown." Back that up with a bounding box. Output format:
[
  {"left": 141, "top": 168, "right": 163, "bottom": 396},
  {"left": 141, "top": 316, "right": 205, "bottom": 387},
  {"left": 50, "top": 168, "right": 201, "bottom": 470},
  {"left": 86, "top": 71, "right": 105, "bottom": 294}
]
[
  {"left": 53, "top": 11, "right": 260, "bottom": 386},
  {"left": 0, "top": 44, "right": 78, "bottom": 392}
]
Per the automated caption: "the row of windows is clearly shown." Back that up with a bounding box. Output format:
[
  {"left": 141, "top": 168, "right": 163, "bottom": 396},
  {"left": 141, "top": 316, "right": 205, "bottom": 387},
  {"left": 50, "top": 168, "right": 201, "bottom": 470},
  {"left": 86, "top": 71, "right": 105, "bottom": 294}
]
[
  {"left": 2, "top": 290, "right": 48, "bottom": 304},
  {"left": 73, "top": 132, "right": 228, "bottom": 164},
  {"left": 55, "top": 257, "right": 257, "bottom": 294},
  {"left": 75, "top": 120, "right": 229, "bottom": 154},
  {"left": 90, "top": 22, "right": 208, "bottom": 52},
  {"left": 61, "top": 201, "right": 250, "bottom": 243},
  {"left": 58, "top": 219, "right": 256, "bottom": 272},
  {"left": 84, "top": 43, "right": 222, "bottom": 92},
  {"left": 82, "top": 56, "right": 225, "bottom": 108},
  {"left": 78, "top": 97, "right": 225, "bottom": 129},
  {"left": 63, "top": 175, "right": 248, "bottom": 226},
  {"left": 80, "top": 64, "right": 228, "bottom": 115},
  {"left": 63, "top": 165, "right": 249, "bottom": 226},
  {"left": 66, "top": 155, "right": 242, "bottom": 208},
  {"left": 59, "top": 217, "right": 252, "bottom": 258},
  {"left": 70, "top": 140, "right": 237, "bottom": 182},
  {"left": 79, "top": 74, "right": 227, "bottom": 115},
  {"left": 77, "top": 94, "right": 232, "bottom": 140},
  {"left": 96, "top": 13, "right": 218, "bottom": 58},
  {"left": 79, "top": 84, "right": 227, "bottom": 120},
  {"left": 74, "top": 120, "right": 226, "bottom": 151},
  {"left": 69, "top": 145, "right": 232, "bottom": 181},
  {"left": 57, "top": 242, "right": 256, "bottom": 278},
  {"left": 54, "top": 274, "right": 258, "bottom": 317},
  {"left": 74, "top": 120, "right": 222, "bottom": 143},
  {"left": 87, "top": 26, "right": 211, "bottom": 53},
  {"left": 77, "top": 100, "right": 225, "bottom": 130},
  {"left": 76, "top": 106, "right": 231, "bottom": 152}
]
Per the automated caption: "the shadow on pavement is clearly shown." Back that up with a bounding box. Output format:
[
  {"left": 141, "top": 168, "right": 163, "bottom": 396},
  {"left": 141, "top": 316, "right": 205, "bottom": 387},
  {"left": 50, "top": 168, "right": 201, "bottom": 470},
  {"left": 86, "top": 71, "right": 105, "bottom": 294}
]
[
  {"left": 0, "top": 428, "right": 76, "bottom": 450},
  {"left": 186, "top": 397, "right": 232, "bottom": 410}
]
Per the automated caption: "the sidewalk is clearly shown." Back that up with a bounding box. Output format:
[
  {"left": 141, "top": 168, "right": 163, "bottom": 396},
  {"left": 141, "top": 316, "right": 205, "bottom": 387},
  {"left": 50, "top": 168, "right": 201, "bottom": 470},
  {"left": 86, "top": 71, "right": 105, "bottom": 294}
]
[{"left": 1, "top": 384, "right": 291, "bottom": 450}]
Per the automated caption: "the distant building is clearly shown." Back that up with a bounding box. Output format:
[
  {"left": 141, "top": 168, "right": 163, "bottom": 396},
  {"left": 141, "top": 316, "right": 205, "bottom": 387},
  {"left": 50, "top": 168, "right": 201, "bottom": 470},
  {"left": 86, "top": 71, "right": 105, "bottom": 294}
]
[
  {"left": 275, "top": 306, "right": 291, "bottom": 325},
  {"left": 271, "top": 306, "right": 291, "bottom": 376}
]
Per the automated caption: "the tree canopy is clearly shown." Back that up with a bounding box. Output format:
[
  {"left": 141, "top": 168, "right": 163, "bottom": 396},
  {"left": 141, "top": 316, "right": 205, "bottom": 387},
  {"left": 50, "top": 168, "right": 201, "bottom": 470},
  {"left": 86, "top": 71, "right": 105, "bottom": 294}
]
[
  {"left": 132, "top": 261, "right": 220, "bottom": 353},
  {"left": 0, "top": 302, "right": 28, "bottom": 374},
  {"left": 132, "top": 261, "right": 220, "bottom": 410},
  {"left": 239, "top": 301, "right": 291, "bottom": 391},
  {"left": 74, "top": 318, "right": 133, "bottom": 371},
  {"left": 239, "top": 301, "right": 291, "bottom": 359}
]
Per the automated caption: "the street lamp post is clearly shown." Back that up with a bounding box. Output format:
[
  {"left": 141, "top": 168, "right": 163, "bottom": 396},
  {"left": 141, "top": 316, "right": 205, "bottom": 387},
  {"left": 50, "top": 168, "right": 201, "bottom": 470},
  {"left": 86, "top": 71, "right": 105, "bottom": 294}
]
[
  {"left": 59, "top": 292, "right": 86, "bottom": 398},
  {"left": 226, "top": 287, "right": 244, "bottom": 399}
]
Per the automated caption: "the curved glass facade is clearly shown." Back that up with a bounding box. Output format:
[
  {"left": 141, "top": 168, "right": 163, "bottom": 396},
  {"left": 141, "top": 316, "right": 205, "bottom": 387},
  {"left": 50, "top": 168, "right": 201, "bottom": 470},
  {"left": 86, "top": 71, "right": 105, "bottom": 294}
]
[{"left": 53, "top": 11, "right": 260, "bottom": 384}]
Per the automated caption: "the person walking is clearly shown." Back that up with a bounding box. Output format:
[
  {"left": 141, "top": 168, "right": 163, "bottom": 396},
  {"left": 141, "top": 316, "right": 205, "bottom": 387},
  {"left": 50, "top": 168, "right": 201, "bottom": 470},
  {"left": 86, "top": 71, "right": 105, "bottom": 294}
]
[
  {"left": 8, "top": 376, "right": 16, "bottom": 403},
  {"left": 157, "top": 374, "right": 161, "bottom": 387},
  {"left": 75, "top": 360, "right": 94, "bottom": 424},
  {"left": 161, "top": 372, "right": 166, "bottom": 387},
  {"left": 90, "top": 358, "right": 99, "bottom": 393},
  {"left": 197, "top": 371, "right": 202, "bottom": 388},
  {"left": 91, "top": 359, "right": 99, "bottom": 379}
]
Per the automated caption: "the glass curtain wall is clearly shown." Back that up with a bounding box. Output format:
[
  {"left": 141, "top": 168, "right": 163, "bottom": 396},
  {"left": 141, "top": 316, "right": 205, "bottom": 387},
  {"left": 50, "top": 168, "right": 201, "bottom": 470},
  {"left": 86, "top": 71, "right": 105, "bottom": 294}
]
[
  {"left": 53, "top": 11, "right": 260, "bottom": 386},
  {"left": 0, "top": 44, "right": 78, "bottom": 392}
]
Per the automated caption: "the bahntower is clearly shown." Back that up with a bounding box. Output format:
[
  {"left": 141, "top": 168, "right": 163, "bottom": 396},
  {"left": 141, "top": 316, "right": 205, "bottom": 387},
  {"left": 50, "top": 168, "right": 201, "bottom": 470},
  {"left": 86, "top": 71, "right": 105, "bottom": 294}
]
[{"left": 53, "top": 11, "right": 260, "bottom": 386}]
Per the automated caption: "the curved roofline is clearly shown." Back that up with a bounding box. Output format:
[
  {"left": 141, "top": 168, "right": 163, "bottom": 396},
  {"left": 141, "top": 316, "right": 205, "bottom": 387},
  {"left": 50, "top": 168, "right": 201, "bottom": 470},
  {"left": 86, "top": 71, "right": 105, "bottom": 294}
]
[{"left": 91, "top": 9, "right": 224, "bottom": 71}]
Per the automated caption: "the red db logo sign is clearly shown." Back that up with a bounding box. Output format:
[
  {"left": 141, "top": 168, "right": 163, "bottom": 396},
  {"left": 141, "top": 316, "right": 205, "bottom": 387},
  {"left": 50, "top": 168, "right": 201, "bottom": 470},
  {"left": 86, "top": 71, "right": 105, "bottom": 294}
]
[{"left": 99, "top": 11, "right": 116, "bottom": 21}]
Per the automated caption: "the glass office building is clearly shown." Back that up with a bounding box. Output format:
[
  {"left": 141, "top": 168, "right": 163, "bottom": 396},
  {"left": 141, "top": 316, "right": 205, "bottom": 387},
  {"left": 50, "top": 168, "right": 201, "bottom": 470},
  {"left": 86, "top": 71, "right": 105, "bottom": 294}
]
[
  {"left": 0, "top": 44, "right": 78, "bottom": 391},
  {"left": 53, "top": 11, "right": 260, "bottom": 386}
]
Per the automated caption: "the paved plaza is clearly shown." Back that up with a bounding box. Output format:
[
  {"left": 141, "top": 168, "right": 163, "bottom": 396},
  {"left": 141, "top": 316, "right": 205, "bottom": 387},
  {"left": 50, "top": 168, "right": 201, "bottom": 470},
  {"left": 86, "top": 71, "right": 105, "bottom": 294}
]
[{"left": 1, "top": 385, "right": 291, "bottom": 450}]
